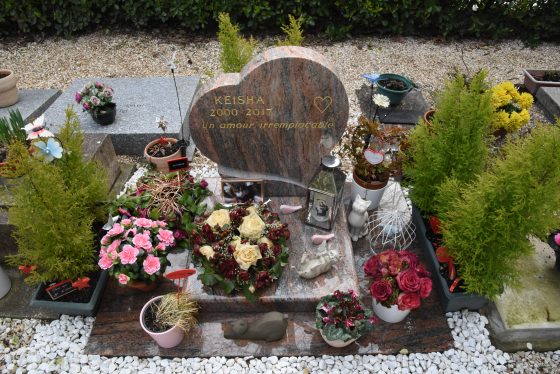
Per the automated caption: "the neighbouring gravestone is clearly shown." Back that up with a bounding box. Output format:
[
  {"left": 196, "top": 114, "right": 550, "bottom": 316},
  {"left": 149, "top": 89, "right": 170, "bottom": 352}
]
[
  {"left": 188, "top": 46, "right": 349, "bottom": 196},
  {"left": 536, "top": 87, "right": 560, "bottom": 122},
  {"left": 0, "top": 89, "right": 61, "bottom": 123}
]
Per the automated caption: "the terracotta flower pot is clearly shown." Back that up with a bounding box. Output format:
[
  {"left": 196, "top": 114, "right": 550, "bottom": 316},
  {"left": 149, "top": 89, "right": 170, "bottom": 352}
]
[
  {"left": 351, "top": 171, "right": 389, "bottom": 211},
  {"left": 372, "top": 300, "right": 410, "bottom": 323},
  {"left": 0, "top": 69, "right": 19, "bottom": 108},
  {"left": 319, "top": 330, "right": 357, "bottom": 348},
  {"left": 140, "top": 295, "right": 185, "bottom": 348},
  {"left": 143, "top": 138, "right": 182, "bottom": 173},
  {"left": 423, "top": 110, "right": 436, "bottom": 127}
]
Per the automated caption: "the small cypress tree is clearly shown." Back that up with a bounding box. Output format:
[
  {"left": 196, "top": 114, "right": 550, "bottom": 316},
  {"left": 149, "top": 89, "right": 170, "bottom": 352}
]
[
  {"left": 440, "top": 124, "right": 560, "bottom": 298},
  {"left": 6, "top": 108, "right": 108, "bottom": 284},
  {"left": 217, "top": 12, "right": 255, "bottom": 73},
  {"left": 404, "top": 71, "right": 493, "bottom": 214},
  {"left": 277, "top": 15, "right": 304, "bottom": 46}
]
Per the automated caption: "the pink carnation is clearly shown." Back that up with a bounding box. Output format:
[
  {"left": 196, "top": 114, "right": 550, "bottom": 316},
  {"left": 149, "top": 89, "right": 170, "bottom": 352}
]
[
  {"left": 121, "top": 218, "right": 132, "bottom": 226},
  {"left": 106, "top": 240, "right": 121, "bottom": 259},
  {"left": 156, "top": 242, "right": 167, "bottom": 251},
  {"left": 118, "top": 273, "right": 130, "bottom": 285},
  {"left": 119, "top": 244, "right": 139, "bottom": 265},
  {"left": 100, "top": 234, "right": 110, "bottom": 246},
  {"left": 124, "top": 228, "right": 137, "bottom": 238},
  {"left": 133, "top": 232, "right": 152, "bottom": 251},
  {"left": 157, "top": 229, "right": 175, "bottom": 246},
  {"left": 143, "top": 255, "right": 161, "bottom": 275},
  {"left": 98, "top": 255, "right": 114, "bottom": 270},
  {"left": 156, "top": 221, "right": 167, "bottom": 227},
  {"left": 134, "top": 217, "right": 153, "bottom": 228},
  {"left": 107, "top": 223, "right": 124, "bottom": 237}
]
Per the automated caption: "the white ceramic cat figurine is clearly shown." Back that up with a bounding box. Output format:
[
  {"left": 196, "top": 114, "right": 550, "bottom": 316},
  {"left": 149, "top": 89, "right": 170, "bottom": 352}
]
[
  {"left": 348, "top": 195, "right": 370, "bottom": 242},
  {"left": 297, "top": 241, "right": 340, "bottom": 279}
]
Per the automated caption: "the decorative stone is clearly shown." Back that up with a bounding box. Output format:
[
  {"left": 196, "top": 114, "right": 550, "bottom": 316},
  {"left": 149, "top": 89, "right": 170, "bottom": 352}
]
[
  {"left": 297, "top": 241, "right": 340, "bottom": 279},
  {"left": 188, "top": 46, "right": 349, "bottom": 195},
  {"left": 43, "top": 77, "right": 199, "bottom": 157},
  {"left": 223, "top": 311, "right": 288, "bottom": 342},
  {"left": 0, "top": 89, "right": 60, "bottom": 123}
]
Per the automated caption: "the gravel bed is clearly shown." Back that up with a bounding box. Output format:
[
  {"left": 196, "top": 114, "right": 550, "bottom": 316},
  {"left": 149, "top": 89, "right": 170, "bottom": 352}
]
[{"left": 1, "top": 311, "right": 559, "bottom": 373}]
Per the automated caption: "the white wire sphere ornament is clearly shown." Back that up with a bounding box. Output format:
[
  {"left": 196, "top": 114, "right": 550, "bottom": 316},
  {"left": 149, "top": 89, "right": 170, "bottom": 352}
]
[{"left": 367, "top": 181, "right": 416, "bottom": 253}]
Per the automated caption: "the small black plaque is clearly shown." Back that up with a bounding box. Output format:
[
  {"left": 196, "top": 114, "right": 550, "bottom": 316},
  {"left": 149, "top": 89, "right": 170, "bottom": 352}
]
[
  {"left": 167, "top": 157, "right": 189, "bottom": 172},
  {"left": 45, "top": 279, "right": 76, "bottom": 300}
]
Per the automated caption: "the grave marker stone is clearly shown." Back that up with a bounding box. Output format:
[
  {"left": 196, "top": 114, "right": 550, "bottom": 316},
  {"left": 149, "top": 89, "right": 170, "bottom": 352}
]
[{"left": 188, "top": 46, "right": 349, "bottom": 195}]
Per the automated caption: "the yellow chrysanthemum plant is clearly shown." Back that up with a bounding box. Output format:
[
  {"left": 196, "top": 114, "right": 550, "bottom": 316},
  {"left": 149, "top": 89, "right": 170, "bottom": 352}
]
[{"left": 490, "top": 82, "right": 533, "bottom": 133}]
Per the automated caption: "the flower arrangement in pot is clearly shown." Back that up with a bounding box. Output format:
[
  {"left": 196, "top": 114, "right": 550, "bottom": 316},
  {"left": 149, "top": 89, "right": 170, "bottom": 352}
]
[
  {"left": 490, "top": 81, "right": 533, "bottom": 136},
  {"left": 364, "top": 250, "right": 432, "bottom": 323},
  {"left": 191, "top": 203, "right": 290, "bottom": 302},
  {"left": 140, "top": 269, "right": 198, "bottom": 348},
  {"left": 99, "top": 216, "right": 175, "bottom": 291},
  {"left": 339, "top": 105, "right": 408, "bottom": 210},
  {"left": 75, "top": 81, "right": 116, "bottom": 125},
  {"left": 110, "top": 170, "right": 212, "bottom": 248},
  {"left": 315, "top": 289, "right": 377, "bottom": 347}
]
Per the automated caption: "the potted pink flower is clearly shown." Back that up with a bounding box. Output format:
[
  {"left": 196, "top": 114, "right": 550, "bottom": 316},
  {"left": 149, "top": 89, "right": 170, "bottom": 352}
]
[
  {"left": 364, "top": 250, "right": 432, "bottom": 323},
  {"left": 99, "top": 217, "right": 174, "bottom": 291},
  {"left": 75, "top": 81, "right": 116, "bottom": 125}
]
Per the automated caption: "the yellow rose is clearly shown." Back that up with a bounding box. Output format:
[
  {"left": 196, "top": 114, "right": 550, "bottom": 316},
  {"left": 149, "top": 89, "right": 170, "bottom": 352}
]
[
  {"left": 205, "top": 209, "right": 231, "bottom": 228},
  {"left": 199, "top": 245, "right": 215, "bottom": 260},
  {"left": 239, "top": 212, "right": 266, "bottom": 239},
  {"left": 246, "top": 206, "right": 258, "bottom": 215},
  {"left": 258, "top": 236, "right": 274, "bottom": 249},
  {"left": 233, "top": 243, "right": 262, "bottom": 270},
  {"left": 230, "top": 236, "right": 242, "bottom": 248}
]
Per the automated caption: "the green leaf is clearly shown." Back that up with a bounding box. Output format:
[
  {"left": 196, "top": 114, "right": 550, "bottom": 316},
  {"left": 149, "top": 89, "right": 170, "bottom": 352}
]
[
  {"left": 220, "top": 279, "right": 235, "bottom": 294},
  {"left": 199, "top": 272, "right": 218, "bottom": 286}
]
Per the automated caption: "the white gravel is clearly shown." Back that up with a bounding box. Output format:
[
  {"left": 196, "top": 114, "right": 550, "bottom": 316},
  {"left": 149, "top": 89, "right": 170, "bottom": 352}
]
[{"left": 1, "top": 310, "right": 559, "bottom": 373}]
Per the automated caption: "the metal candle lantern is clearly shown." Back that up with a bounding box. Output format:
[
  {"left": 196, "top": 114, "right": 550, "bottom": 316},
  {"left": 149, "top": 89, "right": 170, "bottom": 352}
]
[{"left": 305, "top": 156, "right": 346, "bottom": 231}]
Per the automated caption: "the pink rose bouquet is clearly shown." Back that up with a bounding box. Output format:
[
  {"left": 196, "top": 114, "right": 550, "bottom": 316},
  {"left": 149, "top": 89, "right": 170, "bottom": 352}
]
[
  {"left": 98, "top": 217, "right": 174, "bottom": 285},
  {"left": 364, "top": 250, "right": 432, "bottom": 311}
]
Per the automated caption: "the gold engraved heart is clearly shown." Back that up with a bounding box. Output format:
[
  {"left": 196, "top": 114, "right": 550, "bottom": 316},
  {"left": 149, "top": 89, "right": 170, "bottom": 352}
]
[{"left": 314, "top": 96, "right": 333, "bottom": 113}]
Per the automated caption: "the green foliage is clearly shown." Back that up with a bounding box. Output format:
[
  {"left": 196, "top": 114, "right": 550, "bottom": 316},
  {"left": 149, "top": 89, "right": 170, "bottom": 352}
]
[
  {"left": 404, "top": 71, "right": 493, "bottom": 214},
  {"left": 0, "top": 110, "right": 27, "bottom": 146},
  {"left": 6, "top": 108, "right": 108, "bottom": 284},
  {"left": 277, "top": 14, "right": 304, "bottom": 46},
  {"left": 2, "top": 1, "right": 558, "bottom": 44},
  {"left": 217, "top": 12, "right": 255, "bottom": 73},
  {"left": 440, "top": 124, "right": 560, "bottom": 298}
]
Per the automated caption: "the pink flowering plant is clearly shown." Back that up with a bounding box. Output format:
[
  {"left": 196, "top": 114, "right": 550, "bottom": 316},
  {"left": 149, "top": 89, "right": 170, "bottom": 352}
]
[
  {"left": 364, "top": 250, "right": 433, "bottom": 311},
  {"left": 315, "top": 289, "right": 377, "bottom": 342},
  {"left": 98, "top": 217, "right": 174, "bottom": 285},
  {"left": 75, "top": 81, "right": 114, "bottom": 114}
]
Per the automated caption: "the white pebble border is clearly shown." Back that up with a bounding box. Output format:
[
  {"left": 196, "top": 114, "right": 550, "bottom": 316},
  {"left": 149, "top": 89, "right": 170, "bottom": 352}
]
[{"left": 1, "top": 311, "right": 559, "bottom": 373}]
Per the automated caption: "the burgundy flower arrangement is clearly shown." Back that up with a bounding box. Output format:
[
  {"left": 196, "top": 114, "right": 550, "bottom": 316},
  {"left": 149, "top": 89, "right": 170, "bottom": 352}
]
[
  {"left": 364, "top": 250, "right": 432, "bottom": 310},
  {"left": 99, "top": 217, "right": 174, "bottom": 286},
  {"left": 191, "top": 204, "right": 290, "bottom": 302},
  {"left": 315, "top": 289, "right": 377, "bottom": 343}
]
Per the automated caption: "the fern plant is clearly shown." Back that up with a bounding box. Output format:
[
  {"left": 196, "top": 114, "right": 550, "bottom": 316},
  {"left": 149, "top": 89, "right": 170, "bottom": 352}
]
[
  {"left": 217, "top": 12, "right": 255, "bottom": 73},
  {"left": 6, "top": 108, "right": 108, "bottom": 284},
  {"left": 439, "top": 124, "right": 560, "bottom": 298},
  {"left": 277, "top": 15, "right": 304, "bottom": 46},
  {"left": 403, "top": 70, "right": 493, "bottom": 214}
]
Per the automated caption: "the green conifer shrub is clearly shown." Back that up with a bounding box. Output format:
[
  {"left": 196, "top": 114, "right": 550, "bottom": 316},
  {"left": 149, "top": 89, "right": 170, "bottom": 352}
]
[
  {"left": 439, "top": 124, "right": 560, "bottom": 298},
  {"left": 277, "top": 15, "right": 304, "bottom": 46},
  {"left": 403, "top": 71, "right": 493, "bottom": 214},
  {"left": 6, "top": 109, "right": 108, "bottom": 285},
  {"left": 217, "top": 12, "right": 255, "bottom": 73}
]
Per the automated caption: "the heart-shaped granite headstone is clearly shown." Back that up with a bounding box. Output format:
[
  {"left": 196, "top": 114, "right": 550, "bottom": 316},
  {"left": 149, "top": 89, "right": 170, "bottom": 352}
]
[{"left": 188, "top": 46, "right": 349, "bottom": 195}]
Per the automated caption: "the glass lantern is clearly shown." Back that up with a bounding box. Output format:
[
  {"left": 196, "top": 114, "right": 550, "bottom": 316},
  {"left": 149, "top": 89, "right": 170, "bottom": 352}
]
[{"left": 305, "top": 155, "right": 346, "bottom": 231}]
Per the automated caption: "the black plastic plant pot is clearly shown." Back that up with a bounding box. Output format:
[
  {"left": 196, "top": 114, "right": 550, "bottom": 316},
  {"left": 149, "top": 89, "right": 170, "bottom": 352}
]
[
  {"left": 412, "top": 206, "right": 488, "bottom": 313},
  {"left": 30, "top": 270, "right": 108, "bottom": 317},
  {"left": 91, "top": 103, "right": 116, "bottom": 126}
]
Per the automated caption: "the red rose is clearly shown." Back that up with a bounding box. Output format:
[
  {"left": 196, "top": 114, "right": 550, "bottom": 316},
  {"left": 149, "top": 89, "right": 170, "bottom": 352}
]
[
  {"left": 369, "top": 279, "right": 393, "bottom": 301},
  {"left": 419, "top": 277, "right": 432, "bottom": 298},
  {"left": 238, "top": 271, "right": 250, "bottom": 281},
  {"left": 399, "top": 251, "right": 419, "bottom": 269},
  {"left": 200, "top": 179, "right": 208, "bottom": 188},
  {"left": 272, "top": 244, "right": 281, "bottom": 256},
  {"left": 363, "top": 256, "right": 381, "bottom": 278},
  {"left": 396, "top": 269, "right": 421, "bottom": 292},
  {"left": 397, "top": 292, "right": 421, "bottom": 310}
]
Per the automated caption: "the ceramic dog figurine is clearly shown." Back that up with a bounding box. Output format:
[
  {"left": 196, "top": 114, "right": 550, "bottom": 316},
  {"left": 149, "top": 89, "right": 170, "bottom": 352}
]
[
  {"left": 223, "top": 311, "right": 288, "bottom": 342},
  {"left": 297, "top": 241, "right": 340, "bottom": 279},
  {"left": 348, "top": 195, "right": 370, "bottom": 241}
]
